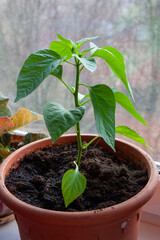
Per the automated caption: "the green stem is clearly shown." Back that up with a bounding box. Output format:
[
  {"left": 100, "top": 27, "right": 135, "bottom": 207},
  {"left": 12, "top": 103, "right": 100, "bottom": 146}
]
[
  {"left": 80, "top": 99, "right": 91, "bottom": 106},
  {"left": 64, "top": 60, "right": 76, "bottom": 66},
  {"left": 79, "top": 83, "right": 88, "bottom": 88},
  {"left": 60, "top": 79, "right": 74, "bottom": 94},
  {"left": 82, "top": 135, "right": 100, "bottom": 149},
  {"left": 74, "top": 58, "right": 83, "bottom": 167},
  {"left": 80, "top": 66, "right": 84, "bottom": 73}
]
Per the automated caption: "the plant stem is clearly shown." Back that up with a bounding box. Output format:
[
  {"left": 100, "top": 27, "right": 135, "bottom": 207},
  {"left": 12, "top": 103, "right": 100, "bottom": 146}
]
[
  {"left": 74, "top": 58, "right": 83, "bottom": 167},
  {"left": 64, "top": 60, "right": 76, "bottom": 66},
  {"left": 80, "top": 99, "right": 91, "bottom": 106},
  {"left": 79, "top": 83, "right": 88, "bottom": 88},
  {"left": 59, "top": 78, "right": 74, "bottom": 94}
]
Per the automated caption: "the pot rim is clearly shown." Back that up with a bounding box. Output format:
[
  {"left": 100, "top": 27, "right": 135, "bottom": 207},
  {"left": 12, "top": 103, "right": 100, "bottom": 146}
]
[{"left": 0, "top": 134, "right": 158, "bottom": 225}]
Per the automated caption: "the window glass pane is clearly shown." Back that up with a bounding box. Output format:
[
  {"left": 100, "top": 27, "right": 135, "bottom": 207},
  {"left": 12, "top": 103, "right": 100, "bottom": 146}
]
[{"left": 0, "top": 0, "right": 159, "bottom": 161}]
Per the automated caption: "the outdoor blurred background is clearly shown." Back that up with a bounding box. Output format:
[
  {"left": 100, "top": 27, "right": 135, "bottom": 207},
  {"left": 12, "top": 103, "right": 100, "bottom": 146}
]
[{"left": 0, "top": 0, "right": 160, "bottom": 161}]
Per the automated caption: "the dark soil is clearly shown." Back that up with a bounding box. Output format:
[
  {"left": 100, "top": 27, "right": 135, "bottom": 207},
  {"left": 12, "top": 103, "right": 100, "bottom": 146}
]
[{"left": 5, "top": 143, "right": 148, "bottom": 211}]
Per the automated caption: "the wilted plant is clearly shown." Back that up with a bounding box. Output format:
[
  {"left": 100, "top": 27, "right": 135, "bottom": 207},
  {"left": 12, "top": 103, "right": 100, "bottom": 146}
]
[
  {"left": 0, "top": 93, "right": 47, "bottom": 162},
  {"left": 15, "top": 34, "right": 148, "bottom": 207}
]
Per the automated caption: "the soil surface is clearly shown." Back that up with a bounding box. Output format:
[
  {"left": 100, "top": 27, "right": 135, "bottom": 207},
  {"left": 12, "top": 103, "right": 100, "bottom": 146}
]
[{"left": 5, "top": 144, "right": 148, "bottom": 211}]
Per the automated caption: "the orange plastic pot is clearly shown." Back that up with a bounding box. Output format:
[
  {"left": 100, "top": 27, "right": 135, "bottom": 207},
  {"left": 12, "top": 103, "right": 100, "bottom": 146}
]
[
  {"left": 0, "top": 133, "right": 23, "bottom": 225},
  {"left": 0, "top": 134, "right": 158, "bottom": 240}
]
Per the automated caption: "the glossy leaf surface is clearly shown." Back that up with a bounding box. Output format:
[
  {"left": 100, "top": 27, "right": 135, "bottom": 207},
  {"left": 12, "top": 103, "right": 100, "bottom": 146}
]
[
  {"left": 62, "top": 163, "right": 86, "bottom": 207},
  {"left": 92, "top": 47, "right": 134, "bottom": 99},
  {"left": 115, "top": 126, "right": 149, "bottom": 147},
  {"left": 15, "top": 49, "right": 64, "bottom": 102},
  {"left": 89, "top": 84, "right": 116, "bottom": 150},
  {"left": 114, "top": 92, "right": 148, "bottom": 126},
  {"left": 43, "top": 102, "right": 85, "bottom": 143}
]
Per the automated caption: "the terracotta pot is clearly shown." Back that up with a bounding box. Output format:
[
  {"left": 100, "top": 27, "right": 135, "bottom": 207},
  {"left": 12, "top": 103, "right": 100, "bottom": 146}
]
[
  {"left": 0, "top": 134, "right": 158, "bottom": 240},
  {"left": 0, "top": 134, "right": 23, "bottom": 225}
]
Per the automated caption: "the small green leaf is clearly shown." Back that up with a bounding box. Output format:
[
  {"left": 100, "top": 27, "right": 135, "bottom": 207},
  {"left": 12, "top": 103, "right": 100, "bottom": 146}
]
[
  {"left": 115, "top": 126, "right": 149, "bottom": 147},
  {"left": 90, "top": 42, "right": 98, "bottom": 55},
  {"left": 74, "top": 54, "right": 97, "bottom": 73},
  {"left": 62, "top": 162, "right": 87, "bottom": 207},
  {"left": 114, "top": 92, "right": 148, "bottom": 126},
  {"left": 57, "top": 33, "right": 72, "bottom": 46},
  {"left": 23, "top": 133, "right": 48, "bottom": 145},
  {"left": 76, "top": 36, "right": 99, "bottom": 48},
  {"left": 50, "top": 65, "right": 63, "bottom": 80},
  {"left": 81, "top": 48, "right": 94, "bottom": 57},
  {"left": 49, "top": 41, "right": 72, "bottom": 60},
  {"left": 0, "top": 133, "right": 12, "bottom": 147},
  {"left": 0, "top": 93, "right": 11, "bottom": 117},
  {"left": 57, "top": 34, "right": 78, "bottom": 52},
  {"left": 92, "top": 47, "right": 134, "bottom": 100},
  {"left": 15, "top": 49, "right": 64, "bottom": 102},
  {"left": 89, "top": 84, "right": 116, "bottom": 151},
  {"left": 43, "top": 102, "right": 85, "bottom": 143}
]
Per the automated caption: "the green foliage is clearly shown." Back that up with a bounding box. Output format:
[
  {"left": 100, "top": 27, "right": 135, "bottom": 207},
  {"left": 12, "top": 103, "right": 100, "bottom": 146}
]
[
  {"left": 15, "top": 49, "right": 65, "bottom": 102},
  {"left": 0, "top": 93, "right": 11, "bottom": 117},
  {"left": 89, "top": 84, "right": 116, "bottom": 150},
  {"left": 113, "top": 91, "right": 148, "bottom": 126},
  {"left": 91, "top": 46, "right": 134, "bottom": 100},
  {"left": 62, "top": 162, "right": 86, "bottom": 208},
  {"left": 15, "top": 33, "right": 148, "bottom": 207},
  {"left": 115, "top": 126, "right": 148, "bottom": 147},
  {"left": 43, "top": 102, "right": 85, "bottom": 143},
  {"left": 0, "top": 132, "right": 48, "bottom": 163}
]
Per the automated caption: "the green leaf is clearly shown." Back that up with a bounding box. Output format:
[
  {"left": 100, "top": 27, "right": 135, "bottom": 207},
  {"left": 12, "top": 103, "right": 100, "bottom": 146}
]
[
  {"left": 92, "top": 47, "right": 134, "bottom": 100},
  {"left": 62, "top": 162, "right": 87, "bottom": 207},
  {"left": 0, "top": 133, "right": 12, "bottom": 147},
  {"left": 57, "top": 33, "right": 78, "bottom": 52},
  {"left": 0, "top": 93, "right": 11, "bottom": 117},
  {"left": 23, "top": 133, "right": 48, "bottom": 145},
  {"left": 57, "top": 33, "right": 72, "bottom": 46},
  {"left": 15, "top": 49, "right": 64, "bottom": 102},
  {"left": 89, "top": 84, "right": 116, "bottom": 150},
  {"left": 50, "top": 65, "right": 63, "bottom": 80},
  {"left": 49, "top": 41, "right": 72, "bottom": 60},
  {"left": 90, "top": 42, "right": 98, "bottom": 55},
  {"left": 114, "top": 92, "right": 148, "bottom": 126},
  {"left": 76, "top": 36, "right": 99, "bottom": 48},
  {"left": 115, "top": 126, "right": 149, "bottom": 147},
  {"left": 43, "top": 102, "right": 85, "bottom": 143},
  {"left": 74, "top": 54, "right": 97, "bottom": 73},
  {"left": 81, "top": 48, "right": 94, "bottom": 57}
]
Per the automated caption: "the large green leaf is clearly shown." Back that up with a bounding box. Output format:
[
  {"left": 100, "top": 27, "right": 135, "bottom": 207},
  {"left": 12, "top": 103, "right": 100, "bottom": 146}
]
[
  {"left": 15, "top": 49, "right": 64, "bottom": 102},
  {"left": 49, "top": 41, "right": 72, "bottom": 60},
  {"left": 62, "top": 162, "right": 87, "bottom": 207},
  {"left": 92, "top": 47, "right": 134, "bottom": 100},
  {"left": 89, "top": 84, "right": 116, "bottom": 150},
  {"left": 0, "top": 93, "right": 11, "bottom": 117},
  {"left": 74, "top": 54, "right": 97, "bottom": 73},
  {"left": 115, "top": 126, "right": 149, "bottom": 147},
  {"left": 43, "top": 102, "right": 85, "bottom": 143},
  {"left": 50, "top": 65, "right": 63, "bottom": 80},
  {"left": 114, "top": 92, "right": 148, "bottom": 126}
]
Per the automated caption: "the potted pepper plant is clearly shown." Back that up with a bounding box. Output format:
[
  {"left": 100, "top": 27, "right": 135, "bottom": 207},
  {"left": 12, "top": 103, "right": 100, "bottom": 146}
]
[
  {"left": 0, "top": 34, "right": 158, "bottom": 240},
  {"left": 0, "top": 93, "right": 47, "bottom": 225}
]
